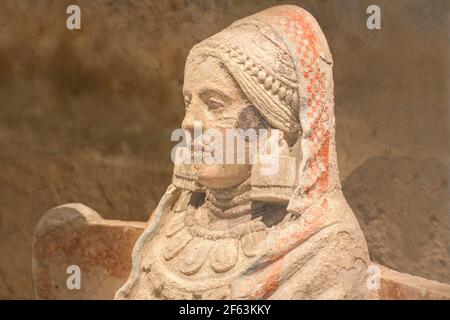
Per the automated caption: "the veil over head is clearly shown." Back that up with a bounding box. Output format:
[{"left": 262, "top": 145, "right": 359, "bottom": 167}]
[{"left": 185, "top": 5, "right": 340, "bottom": 215}]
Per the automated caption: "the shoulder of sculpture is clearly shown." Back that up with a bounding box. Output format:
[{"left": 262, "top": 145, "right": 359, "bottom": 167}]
[{"left": 171, "top": 190, "right": 192, "bottom": 212}]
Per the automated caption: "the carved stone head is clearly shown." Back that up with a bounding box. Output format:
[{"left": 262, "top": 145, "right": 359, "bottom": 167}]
[{"left": 173, "top": 4, "right": 340, "bottom": 211}]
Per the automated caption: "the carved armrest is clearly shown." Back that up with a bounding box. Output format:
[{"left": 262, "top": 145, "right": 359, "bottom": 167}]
[
  {"left": 379, "top": 265, "right": 450, "bottom": 300},
  {"left": 32, "top": 204, "right": 450, "bottom": 300},
  {"left": 32, "top": 204, "right": 145, "bottom": 300}
]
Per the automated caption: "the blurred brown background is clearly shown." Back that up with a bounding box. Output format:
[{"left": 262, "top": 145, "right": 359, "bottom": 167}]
[{"left": 0, "top": 0, "right": 448, "bottom": 299}]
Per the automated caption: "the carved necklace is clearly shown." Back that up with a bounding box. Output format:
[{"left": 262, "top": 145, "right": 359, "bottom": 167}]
[
  {"left": 204, "top": 178, "right": 267, "bottom": 219},
  {"left": 162, "top": 182, "right": 268, "bottom": 277}
]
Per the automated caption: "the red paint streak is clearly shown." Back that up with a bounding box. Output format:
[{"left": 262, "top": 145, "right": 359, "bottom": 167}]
[
  {"left": 253, "top": 258, "right": 284, "bottom": 299},
  {"left": 236, "top": 199, "right": 328, "bottom": 299},
  {"left": 316, "top": 135, "right": 330, "bottom": 193},
  {"left": 265, "top": 201, "right": 326, "bottom": 264}
]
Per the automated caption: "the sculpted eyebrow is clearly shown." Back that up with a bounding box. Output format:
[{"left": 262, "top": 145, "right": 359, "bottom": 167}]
[{"left": 199, "top": 88, "right": 233, "bottom": 105}]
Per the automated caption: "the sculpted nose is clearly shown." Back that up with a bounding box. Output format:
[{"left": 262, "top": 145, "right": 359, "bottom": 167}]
[
  {"left": 181, "top": 100, "right": 207, "bottom": 131},
  {"left": 181, "top": 108, "right": 195, "bottom": 132}
]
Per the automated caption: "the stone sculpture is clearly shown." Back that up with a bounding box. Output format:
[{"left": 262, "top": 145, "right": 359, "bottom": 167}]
[{"left": 115, "top": 5, "right": 376, "bottom": 300}]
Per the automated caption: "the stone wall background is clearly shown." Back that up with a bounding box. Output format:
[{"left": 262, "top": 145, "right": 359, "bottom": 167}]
[{"left": 0, "top": 0, "right": 448, "bottom": 298}]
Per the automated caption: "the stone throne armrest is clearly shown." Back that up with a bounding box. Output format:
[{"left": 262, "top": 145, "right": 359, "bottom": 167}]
[
  {"left": 32, "top": 204, "right": 145, "bottom": 300},
  {"left": 32, "top": 204, "right": 450, "bottom": 300}
]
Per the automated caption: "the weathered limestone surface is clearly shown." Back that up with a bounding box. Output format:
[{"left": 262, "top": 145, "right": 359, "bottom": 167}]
[
  {"left": 379, "top": 266, "right": 450, "bottom": 300},
  {"left": 32, "top": 207, "right": 450, "bottom": 299},
  {"left": 33, "top": 204, "right": 145, "bottom": 300}
]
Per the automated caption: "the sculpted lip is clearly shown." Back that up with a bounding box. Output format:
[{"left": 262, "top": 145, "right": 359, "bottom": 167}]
[{"left": 191, "top": 142, "right": 216, "bottom": 163}]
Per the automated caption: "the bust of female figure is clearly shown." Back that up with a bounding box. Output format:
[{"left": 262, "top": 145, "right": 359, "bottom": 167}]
[{"left": 116, "top": 5, "right": 376, "bottom": 300}]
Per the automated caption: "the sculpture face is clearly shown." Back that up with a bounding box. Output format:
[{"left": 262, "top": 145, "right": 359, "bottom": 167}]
[{"left": 182, "top": 54, "right": 253, "bottom": 189}]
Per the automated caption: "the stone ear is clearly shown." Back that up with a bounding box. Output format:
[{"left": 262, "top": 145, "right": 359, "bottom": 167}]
[{"left": 235, "top": 105, "right": 268, "bottom": 131}]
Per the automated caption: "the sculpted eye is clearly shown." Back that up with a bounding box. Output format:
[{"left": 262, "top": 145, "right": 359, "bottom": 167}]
[{"left": 208, "top": 97, "right": 224, "bottom": 110}]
